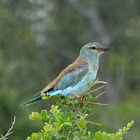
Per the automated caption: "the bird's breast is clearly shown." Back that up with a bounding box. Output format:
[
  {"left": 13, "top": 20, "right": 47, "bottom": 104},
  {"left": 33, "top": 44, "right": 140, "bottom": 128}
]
[{"left": 84, "top": 68, "right": 97, "bottom": 85}]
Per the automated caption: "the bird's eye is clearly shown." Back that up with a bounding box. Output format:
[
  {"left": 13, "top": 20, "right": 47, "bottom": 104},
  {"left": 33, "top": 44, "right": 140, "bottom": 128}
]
[{"left": 91, "top": 46, "right": 96, "bottom": 50}]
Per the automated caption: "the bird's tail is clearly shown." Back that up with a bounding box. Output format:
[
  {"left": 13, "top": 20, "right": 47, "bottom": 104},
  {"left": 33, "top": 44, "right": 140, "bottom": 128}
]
[
  {"left": 21, "top": 90, "right": 62, "bottom": 108},
  {"left": 20, "top": 95, "right": 43, "bottom": 108}
]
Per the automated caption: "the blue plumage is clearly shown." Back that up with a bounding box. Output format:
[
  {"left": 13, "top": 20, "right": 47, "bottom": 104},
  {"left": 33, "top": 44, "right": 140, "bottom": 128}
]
[
  {"left": 54, "top": 64, "right": 88, "bottom": 90},
  {"left": 21, "top": 42, "right": 110, "bottom": 107}
]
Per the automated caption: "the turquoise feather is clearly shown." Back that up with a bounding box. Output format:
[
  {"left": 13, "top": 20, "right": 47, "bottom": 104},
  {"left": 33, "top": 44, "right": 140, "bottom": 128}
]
[{"left": 21, "top": 42, "right": 110, "bottom": 107}]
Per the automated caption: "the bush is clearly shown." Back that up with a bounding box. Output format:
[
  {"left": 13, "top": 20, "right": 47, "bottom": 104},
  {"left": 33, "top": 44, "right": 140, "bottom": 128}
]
[{"left": 26, "top": 80, "right": 134, "bottom": 140}]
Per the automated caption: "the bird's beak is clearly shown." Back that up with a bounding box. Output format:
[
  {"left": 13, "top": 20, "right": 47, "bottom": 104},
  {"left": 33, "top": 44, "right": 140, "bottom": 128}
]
[{"left": 100, "top": 47, "right": 111, "bottom": 51}]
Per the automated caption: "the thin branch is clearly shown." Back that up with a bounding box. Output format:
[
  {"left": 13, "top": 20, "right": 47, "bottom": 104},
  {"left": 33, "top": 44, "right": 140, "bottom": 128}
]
[
  {"left": 84, "top": 120, "right": 102, "bottom": 125},
  {"left": 73, "top": 100, "right": 82, "bottom": 117},
  {"left": 88, "top": 85, "right": 105, "bottom": 94},
  {"left": 72, "top": 132, "right": 81, "bottom": 140},
  {"left": 95, "top": 91, "right": 106, "bottom": 99},
  {"left": 85, "top": 113, "right": 93, "bottom": 119},
  {"left": 1, "top": 116, "right": 16, "bottom": 140},
  {"left": 84, "top": 79, "right": 107, "bottom": 96},
  {"left": 87, "top": 102, "right": 109, "bottom": 106}
]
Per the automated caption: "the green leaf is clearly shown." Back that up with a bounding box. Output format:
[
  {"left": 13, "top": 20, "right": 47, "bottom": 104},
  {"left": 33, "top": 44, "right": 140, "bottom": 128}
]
[
  {"left": 123, "top": 127, "right": 128, "bottom": 132},
  {"left": 37, "top": 132, "right": 44, "bottom": 138},
  {"left": 40, "top": 110, "right": 47, "bottom": 121},
  {"left": 85, "top": 104, "right": 91, "bottom": 110},
  {"left": 65, "top": 111, "right": 72, "bottom": 121},
  {"left": 71, "top": 119, "right": 76, "bottom": 125},
  {"left": 44, "top": 123, "right": 54, "bottom": 133},
  {"left": 88, "top": 131, "right": 94, "bottom": 140},
  {"left": 115, "top": 132, "right": 121, "bottom": 138},
  {"left": 79, "top": 128, "right": 87, "bottom": 137},
  {"left": 78, "top": 121, "right": 87, "bottom": 129},
  {"left": 59, "top": 136, "right": 67, "bottom": 140},
  {"left": 68, "top": 134, "right": 74, "bottom": 139},
  {"left": 111, "top": 133, "right": 116, "bottom": 139},
  {"left": 56, "top": 100, "right": 61, "bottom": 105},
  {"left": 41, "top": 93, "right": 50, "bottom": 100},
  {"left": 57, "top": 116, "right": 64, "bottom": 124},
  {"left": 26, "top": 136, "right": 31, "bottom": 140},
  {"left": 29, "top": 112, "right": 41, "bottom": 120},
  {"left": 59, "top": 99, "right": 66, "bottom": 104},
  {"left": 31, "top": 133, "right": 38, "bottom": 140},
  {"left": 118, "top": 129, "right": 122, "bottom": 135},
  {"left": 95, "top": 131, "right": 103, "bottom": 139},
  {"left": 50, "top": 105, "right": 61, "bottom": 116},
  {"left": 63, "top": 122, "right": 72, "bottom": 126},
  {"left": 86, "top": 95, "right": 97, "bottom": 102},
  {"left": 61, "top": 96, "right": 66, "bottom": 100},
  {"left": 53, "top": 122, "right": 63, "bottom": 130}
]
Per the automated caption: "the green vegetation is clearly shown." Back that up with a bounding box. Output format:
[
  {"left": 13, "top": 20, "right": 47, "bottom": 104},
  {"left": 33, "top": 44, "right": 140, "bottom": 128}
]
[
  {"left": 26, "top": 83, "right": 134, "bottom": 140},
  {"left": 27, "top": 106, "right": 134, "bottom": 140},
  {"left": 0, "top": 0, "right": 140, "bottom": 139}
]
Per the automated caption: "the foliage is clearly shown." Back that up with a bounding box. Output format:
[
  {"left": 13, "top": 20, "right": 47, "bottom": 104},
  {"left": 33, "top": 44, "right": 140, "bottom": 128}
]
[
  {"left": 27, "top": 103, "right": 134, "bottom": 140},
  {"left": 26, "top": 82, "right": 134, "bottom": 140},
  {"left": 95, "top": 120, "right": 134, "bottom": 140},
  {"left": 0, "top": 0, "right": 140, "bottom": 139}
]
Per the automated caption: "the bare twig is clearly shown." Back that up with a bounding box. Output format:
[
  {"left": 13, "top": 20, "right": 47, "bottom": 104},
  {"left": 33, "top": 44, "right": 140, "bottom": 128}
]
[
  {"left": 85, "top": 113, "right": 93, "bottom": 119},
  {"left": 72, "top": 132, "right": 81, "bottom": 140},
  {"left": 84, "top": 79, "right": 107, "bottom": 96},
  {"left": 84, "top": 120, "right": 102, "bottom": 125},
  {"left": 76, "top": 100, "right": 109, "bottom": 106},
  {"left": 87, "top": 102, "right": 109, "bottom": 106},
  {"left": 88, "top": 85, "right": 105, "bottom": 94},
  {"left": 1, "top": 116, "right": 16, "bottom": 140},
  {"left": 95, "top": 91, "right": 106, "bottom": 99},
  {"left": 73, "top": 99, "right": 83, "bottom": 117}
]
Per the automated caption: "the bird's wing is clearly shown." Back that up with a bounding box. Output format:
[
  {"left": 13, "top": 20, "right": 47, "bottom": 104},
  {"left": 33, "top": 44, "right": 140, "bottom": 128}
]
[
  {"left": 41, "top": 56, "right": 87, "bottom": 93},
  {"left": 54, "top": 64, "right": 88, "bottom": 90}
]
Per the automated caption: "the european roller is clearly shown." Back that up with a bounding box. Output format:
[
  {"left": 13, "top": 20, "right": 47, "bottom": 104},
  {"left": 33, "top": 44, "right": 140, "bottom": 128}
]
[{"left": 21, "top": 42, "right": 110, "bottom": 107}]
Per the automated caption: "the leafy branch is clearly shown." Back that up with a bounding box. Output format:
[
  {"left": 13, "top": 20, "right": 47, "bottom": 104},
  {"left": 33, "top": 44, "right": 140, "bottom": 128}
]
[{"left": 26, "top": 80, "right": 134, "bottom": 140}]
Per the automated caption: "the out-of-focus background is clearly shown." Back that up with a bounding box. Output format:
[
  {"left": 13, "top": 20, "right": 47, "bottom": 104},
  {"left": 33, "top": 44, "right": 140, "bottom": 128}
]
[{"left": 0, "top": 0, "right": 140, "bottom": 139}]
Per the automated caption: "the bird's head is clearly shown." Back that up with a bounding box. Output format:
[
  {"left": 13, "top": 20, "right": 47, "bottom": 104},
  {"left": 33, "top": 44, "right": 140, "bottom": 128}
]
[{"left": 80, "top": 42, "right": 110, "bottom": 62}]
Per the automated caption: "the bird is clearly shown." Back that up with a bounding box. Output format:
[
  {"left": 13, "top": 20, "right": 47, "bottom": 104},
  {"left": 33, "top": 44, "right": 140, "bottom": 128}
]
[{"left": 21, "top": 42, "right": 110, "bottom": 107}]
